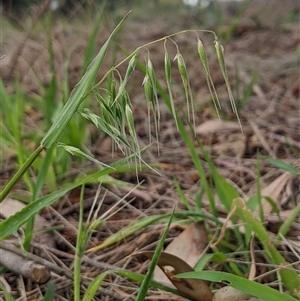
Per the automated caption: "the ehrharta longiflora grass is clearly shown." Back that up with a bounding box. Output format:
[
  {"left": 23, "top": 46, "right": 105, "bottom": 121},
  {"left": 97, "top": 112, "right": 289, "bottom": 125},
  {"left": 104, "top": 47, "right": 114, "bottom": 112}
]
[{"left": 1, "top": 10, "right": 300, "bottom": 301}]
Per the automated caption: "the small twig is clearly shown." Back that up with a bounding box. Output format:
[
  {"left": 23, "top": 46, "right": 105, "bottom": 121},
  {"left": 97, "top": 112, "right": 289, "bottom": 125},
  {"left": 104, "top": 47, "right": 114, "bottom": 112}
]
[
  {"left": 249, "top": 120, "right": 276, "bottom": 158},
  {"left": 0, "top": 242, "right": 66, "bottom": 276},
  {"left": 31, "top": 241, "right": 119, "bottom": 271},
  {"left": 0, "top": 245, "right": 50, "bottom": 284},
  {"left": 266, "top": 132, "right": 300, "bottom": 150},
  {"left": 0, "top": 242, "right": 123, "bottom": 299}
]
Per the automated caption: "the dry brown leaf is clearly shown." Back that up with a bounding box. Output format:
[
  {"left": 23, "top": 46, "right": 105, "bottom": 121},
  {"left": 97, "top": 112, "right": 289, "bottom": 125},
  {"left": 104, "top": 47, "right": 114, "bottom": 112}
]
[
  {"left": 135, "top": 251, "right": 214, "bottom": 301},
  {"left": 216, "top": 172, "right": 293, "bottom": 238},
  {"left": 196, "top": 119, "right": 240, "bottom": 135},
  {"left": 145, "top": 294, "right": 187, "bottom": 300},
  {"left": 259, "top": 172, "right": 292, "bottom": 217},
  {"left": 154, "top": 222, "right": 208, "bottom": 287},
  {"left": 213, "top": 287, "right": 262, "bottom": 301}
]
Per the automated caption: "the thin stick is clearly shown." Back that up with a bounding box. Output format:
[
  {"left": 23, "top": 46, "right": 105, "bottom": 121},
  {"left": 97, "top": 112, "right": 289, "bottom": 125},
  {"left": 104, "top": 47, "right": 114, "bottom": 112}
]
[{"left": 0, "top": 242, "right": 123, "bottom": 299}]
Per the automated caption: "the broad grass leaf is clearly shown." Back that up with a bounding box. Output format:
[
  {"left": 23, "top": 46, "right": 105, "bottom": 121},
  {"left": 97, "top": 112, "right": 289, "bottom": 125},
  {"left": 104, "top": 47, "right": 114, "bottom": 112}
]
[
  {"left": 194, "top": 253, "right": 214, "bottom": 272},
  {"left": 210, "top": 164, "right": 239, "bottom": 212},
  {"left": 177, "top": 270, "right": 298, "bottom": 301}
]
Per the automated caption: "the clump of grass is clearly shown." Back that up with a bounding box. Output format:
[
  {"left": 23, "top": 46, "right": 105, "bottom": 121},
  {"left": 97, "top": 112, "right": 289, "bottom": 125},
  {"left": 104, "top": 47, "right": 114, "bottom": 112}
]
[{"left": 1, "top": 8, "right": 299, "bottom": 301}]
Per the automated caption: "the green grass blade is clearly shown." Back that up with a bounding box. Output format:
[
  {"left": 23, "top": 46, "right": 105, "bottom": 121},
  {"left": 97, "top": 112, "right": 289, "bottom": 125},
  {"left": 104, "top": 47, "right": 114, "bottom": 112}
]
[
  {"left": 83, "top": 269, "right": 198, "bottom": 301},
  {"left": 82, "top": 271, "right": 111, "bottom": 301},
  {"left": 86, "top": 214, "right": 165, "bottom": 253},
  {"left": 45, "top": 12, "right": 57, "bottom": 128},
  {"left": 0, "top": 145, "right": 44, "bottom": 202},
  {"left": 82, "top": 4, "right": 105, "bottom": 74},
  {"left": 197, "top": 142, "right": 246, "bottom": 246},
  {"left": 23, "top": 145, "right": 56, "bottom": 250},
  {"left": 74, "top": 185, "right": 85, "bottom": 301},
  {"left": 41, "top": 281, "right": 55, "bottom": 301},
  {"left": 255, "top": 157, "right": 264, "bottom": 222},
  {"left": 177, "top": 270, "right": 298, "bottom": 301},
  {"left": 57, "top": 143, "right": 112, "bottom": 168},
  {"left": 174, "top": 178, "right": 193, "bottom": 212},
  {"left": 234, "top": 197, "right": 300, "bottom": 294},
  {"left": 197, "top": 139, "right": 240, "bottom": 210},
  {"left": 266, "top": 157, "right": 300, "bottom": 176},
  {"left": 0, "top": 281, "right": 16, "bottom": 301},
  {"left": 135, "top": 209, "right": 175, "bottom": 301},
  {"left": 86, "top": 210, "right": 221, "bottom": 253},
  {"left": 116, "top": 270, "right": 198, "bottom": 301},
  {"left": 0, "top": 153, "right": 135, "bottom": 240},
  {"left": 276, "top": 202, "right": 300, "bottom": 240}
]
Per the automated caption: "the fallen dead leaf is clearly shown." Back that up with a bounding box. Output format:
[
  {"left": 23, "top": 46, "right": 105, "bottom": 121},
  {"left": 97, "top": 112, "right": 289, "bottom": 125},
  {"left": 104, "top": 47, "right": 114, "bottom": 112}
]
[
  {"left": 134, "top": 251, "right": 214, "bottom": 301},
  {"left": 154, "top": 222, "right": 208, "bottom": 287},
  {"left": 259, "top": 172, "right": 292, "bottom": 217},
  {"left": 196, "top": 119, "right": 240, "bottom": 135},
  {"left": 213, "top": 286, "right": 262, "bottom": 301}
]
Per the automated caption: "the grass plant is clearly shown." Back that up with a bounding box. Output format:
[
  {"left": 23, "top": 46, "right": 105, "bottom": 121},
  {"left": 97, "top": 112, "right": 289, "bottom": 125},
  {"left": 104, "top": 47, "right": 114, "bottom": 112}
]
[{"left": 1, "top": 5, "right": 299, "bottom": 301}]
